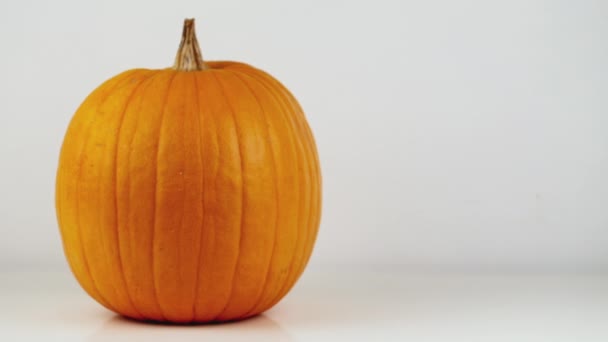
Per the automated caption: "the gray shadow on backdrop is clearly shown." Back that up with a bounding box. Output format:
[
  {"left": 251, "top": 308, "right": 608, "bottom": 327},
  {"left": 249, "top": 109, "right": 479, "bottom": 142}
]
[{"left": 86, "top": 314, "right": 295, "bottom": 342}]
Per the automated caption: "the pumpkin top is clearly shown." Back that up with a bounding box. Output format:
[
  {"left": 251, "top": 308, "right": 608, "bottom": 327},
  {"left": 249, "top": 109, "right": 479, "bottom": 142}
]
[{"left": 173, "top": 18, "right": 209, "bottom": 71}]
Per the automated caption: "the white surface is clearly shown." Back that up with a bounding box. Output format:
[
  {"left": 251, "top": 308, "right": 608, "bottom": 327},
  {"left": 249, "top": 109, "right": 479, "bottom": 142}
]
[
  {"left": 1, "top": 1, "right": 608, "bottom": 271},
  {"left": 1, "top": 269, "right": 608, "bottom": 341}
]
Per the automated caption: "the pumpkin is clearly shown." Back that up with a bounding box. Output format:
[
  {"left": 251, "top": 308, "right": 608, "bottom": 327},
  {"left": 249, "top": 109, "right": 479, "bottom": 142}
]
[{"left": 55, "top": 19, "right": 321, "bottom": 323}]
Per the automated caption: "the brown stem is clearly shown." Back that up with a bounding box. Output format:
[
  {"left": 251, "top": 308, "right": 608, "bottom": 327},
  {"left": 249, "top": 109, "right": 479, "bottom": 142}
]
[{"left": 173, "top": 18, "right": 208, "bottom": 71}]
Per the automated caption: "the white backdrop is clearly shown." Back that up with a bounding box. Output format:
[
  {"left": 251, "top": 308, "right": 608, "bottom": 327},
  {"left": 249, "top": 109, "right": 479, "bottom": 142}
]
[{"left": 1, "top": 0, "right": 607, "bottom": 272}]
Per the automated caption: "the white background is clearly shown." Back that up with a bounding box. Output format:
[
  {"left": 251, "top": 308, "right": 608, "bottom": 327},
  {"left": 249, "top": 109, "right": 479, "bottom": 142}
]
[{"left": 1, "top": 0, "right": 607, "bottom": 273}]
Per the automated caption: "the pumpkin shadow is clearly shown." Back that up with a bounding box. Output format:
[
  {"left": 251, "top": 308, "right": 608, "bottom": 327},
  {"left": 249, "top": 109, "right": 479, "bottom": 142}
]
[{"left": 86, "top": 313, "right": 295, "bottom": 342}]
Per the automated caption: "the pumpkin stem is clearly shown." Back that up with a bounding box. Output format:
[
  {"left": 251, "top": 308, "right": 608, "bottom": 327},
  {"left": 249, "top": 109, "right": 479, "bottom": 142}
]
[{"left": 173, "top": 18, "right": 209, "bottom": 71}]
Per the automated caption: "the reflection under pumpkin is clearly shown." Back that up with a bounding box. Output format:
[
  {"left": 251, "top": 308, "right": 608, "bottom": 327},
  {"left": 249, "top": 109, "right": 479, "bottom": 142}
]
[{"left": 86, "top": 313, "right": 294, "bottom": 342}]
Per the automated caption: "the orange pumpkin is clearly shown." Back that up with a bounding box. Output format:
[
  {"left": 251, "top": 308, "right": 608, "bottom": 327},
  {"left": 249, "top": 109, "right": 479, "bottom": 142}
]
[{"left": 55, "top": 19, "right": 321, "bottom": 323}]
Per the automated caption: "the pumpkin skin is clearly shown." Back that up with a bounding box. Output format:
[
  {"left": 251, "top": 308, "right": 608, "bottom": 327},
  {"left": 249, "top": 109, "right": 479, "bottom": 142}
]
[{"left": 55, "top": 21, "right": 321, "bottom": 323}]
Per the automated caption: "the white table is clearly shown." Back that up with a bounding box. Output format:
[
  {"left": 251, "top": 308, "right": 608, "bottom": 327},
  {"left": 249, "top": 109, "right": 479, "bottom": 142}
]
[{"left": 2, "top": 269, "right": 607, "bottom": 341}]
